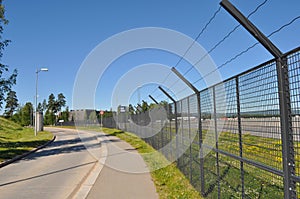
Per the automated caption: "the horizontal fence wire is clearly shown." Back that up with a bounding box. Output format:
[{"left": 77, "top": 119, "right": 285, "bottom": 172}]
[{"left": 101, "top": 47, "right": 300, "bottom": 198}]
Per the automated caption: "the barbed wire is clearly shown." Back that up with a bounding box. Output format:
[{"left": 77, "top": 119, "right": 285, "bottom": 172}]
[
  {"left": 151, "top": 1, "right": 300, "bottom": 104},
  {"left": 150, "top": 5, "right": 222, "bottom": 98},
  {"left": 173, "top": 6, "right": 222, "bottom": 70},
  {"left": 181, "top": 0, "right": 268, "bottom": 77},
  {"left": 176, "top": 14, "right": 300, "bottom": 96},
  {"left": 268, "top": 15, "right": 300, "bottom": 38},
  {"left": 167, "top": 0, "right": 269, "bottom": 92}
]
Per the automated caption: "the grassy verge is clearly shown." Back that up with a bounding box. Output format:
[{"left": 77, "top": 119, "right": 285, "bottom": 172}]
[
  {"left": 76, "top": 126, "right": 202, "bottom": 199},
  {"left": 0, "top": 117, "right": 53, "bottom": 163},
  {"left": 62, "top": 125, "right": 289, "bottom": 198}
]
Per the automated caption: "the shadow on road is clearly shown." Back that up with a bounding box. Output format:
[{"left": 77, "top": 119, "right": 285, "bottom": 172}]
[
  {"left": 21, "top": 136, "right": 100, "bottom": 162},
  {"left": 0, "top": 161, "right": 96, "bottom": 187}
]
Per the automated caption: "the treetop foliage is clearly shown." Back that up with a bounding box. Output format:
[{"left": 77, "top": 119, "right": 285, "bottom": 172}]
[{"left": 0, "top": 1, "right": 17, "bottom": 110}]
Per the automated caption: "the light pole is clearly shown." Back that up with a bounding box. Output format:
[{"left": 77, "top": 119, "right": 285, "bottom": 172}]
[{"left": 35, "top": 68, "right": 48, "bottom": 136}]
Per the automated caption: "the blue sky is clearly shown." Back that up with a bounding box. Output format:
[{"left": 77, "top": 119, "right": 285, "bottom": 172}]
[{"left": 2, "top": 0, "right": 300, "bottom": 112}]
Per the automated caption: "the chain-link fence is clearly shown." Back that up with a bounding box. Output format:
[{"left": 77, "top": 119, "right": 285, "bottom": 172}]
[{"left": 103, "top": 46, "right": 300, "bottom": 198}]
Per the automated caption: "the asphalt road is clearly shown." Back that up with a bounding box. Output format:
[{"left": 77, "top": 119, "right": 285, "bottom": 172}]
[
  {"left": 146, "top": 117, "right": 300, "bottom": 140},
  {"left": 0, "top": 127, "right": 101, "bottom": 199}
]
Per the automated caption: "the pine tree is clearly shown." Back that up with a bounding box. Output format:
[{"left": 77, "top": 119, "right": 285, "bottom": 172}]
[
  {"left": 37, "top": 102, "right": 43, "bottom": 112},
  {"left": 57, "top": 93, "right": 66, "bottom": 112},
  {"left": 45, "top": 94, "right": 55, "bottom": 125},
  {"left": 4, "top": 90, "right": 18, "bottom": 117},
  {"left": 20, "top": 102, "right": 33, "bottom": 126},
  {"left": 42, "top": 99, "right": 47, "bottom": 113},
  {"left": 128, "top": 104, "right": 135, "bottom": 115}
]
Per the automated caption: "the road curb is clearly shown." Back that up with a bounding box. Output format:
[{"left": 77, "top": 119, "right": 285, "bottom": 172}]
[
  {"left": 71, "top": 131, "right": 108, "bottom": 199},
  {"left": 0, "top": 135, "right": 56, "bottom": 168}
]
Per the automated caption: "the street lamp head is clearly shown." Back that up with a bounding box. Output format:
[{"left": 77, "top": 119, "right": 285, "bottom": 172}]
[
  {"left": 36, "top": 68, "right": 49, "bottom": 73},
  {"left": 40, "top": 68, "right": 48, "bottom": 72}
]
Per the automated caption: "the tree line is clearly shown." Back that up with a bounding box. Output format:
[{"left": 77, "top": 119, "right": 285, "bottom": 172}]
[
  {"left": 127, "top": 100, "right": 172, "bottom": 116},
  {"left": 3, "top": 92, "right": 69, "bottom": 126}
]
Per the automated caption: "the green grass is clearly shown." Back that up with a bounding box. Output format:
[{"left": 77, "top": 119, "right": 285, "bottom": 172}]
[
  {"left": 174, "top": 129, "right": 285, "bottom": 198},
  {"left": 137, "top": 125, "right": 286, "bottom": 198},
  {"left": 61, "top": 125, "right": 291, "bottom": 198},
  {"left": 0, "top": 117, "right": 53, "bottom": 163},
  {"left": 75, "top": 126, "right": 202, "bottom": 199}
]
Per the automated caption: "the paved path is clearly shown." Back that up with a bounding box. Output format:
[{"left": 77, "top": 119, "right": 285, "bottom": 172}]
[
  {"left": 87, "top": 133, "right": 158, "bottom": 199},
  {"left": 0, "top": 127, "right": 158, "bottom": 199},
  {"left": 0, "top": 127, "right": 101, "bottom": 199}
]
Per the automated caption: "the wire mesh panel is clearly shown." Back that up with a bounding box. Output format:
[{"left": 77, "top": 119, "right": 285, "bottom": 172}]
[
  {"left": 218, "top": 154, "right": 244, "bottom": 198},
  {"left": 160, "top": 118, "right": 168, "bottom": 157},
  {"left": 168, "top": 102, "right": 177, "bottom": 161},
  {"left": 239, "top": 61, "right": 284, "bottom": 197},
  {"left": 239, "top": 62, "right": 282, "bottom": 169},
  {"left": 215, "top": 79, "right": 239, "bottom": 157},
  {"left": 162, "top": 103, "right": 174, "bottom": 161},
  {"left": 177, "top": 97, "right": 191, "bottom": 178},
  {"left": 177, "top": 99, "right": 184, "bottom": 172},
  {"left": 242, "top": 163, "right": 284, "bottom": 198},
  {"left": 103, "top": 117, "right": 116, "bottom": 128},
  {"left": 200, "top": 88, "right": 215, "bottom": 145},
  {"left": 200, "top": 88, "right": 219, "bottom": 197},
  {"left": 214, "top": 80, "right": 244, "bottom": 197},
  {"left": 288, "top": 49, "right": 300, "bottom": 181},
  {"left": 189, "top": 94, "right": 202, "bottom": 191}
]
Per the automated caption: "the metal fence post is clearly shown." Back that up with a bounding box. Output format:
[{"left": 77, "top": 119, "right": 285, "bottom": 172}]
[
  {"left": 149, "top": 95, "right": 159, "bottom": 105},
  {"left": 161, "top": 112, "right": 164, "bottom": 150},
  {"left": 276, "top": 57, "right": 296, "bottom": 198},
  {"left": 179, "top": 100, "right": 183, "bottom": 170},
  {"left": 169, "top": 104, "right": 173, "bottom": 160},
  {"left": 213, "top": 87, "right": 221, "bottom": 198},
  {"left": 235, "top": 77, "right": 245, "bottom": 198},
  {"left": 187, "top": 96, "right": 193, "bottom": 182},
  {"left": 158, "top": 86, "right": 179, "bottom": 164},
  {"left": 175, "top": 102, "right": 179, "bottom": 165},
  {"left": 197, "top": 93, "right": 205, "bottom": 196}
]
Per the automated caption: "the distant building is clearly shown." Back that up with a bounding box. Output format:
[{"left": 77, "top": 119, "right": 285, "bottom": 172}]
[{"left": 69, "top": 109, "right": 99, "bottom": 121}]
